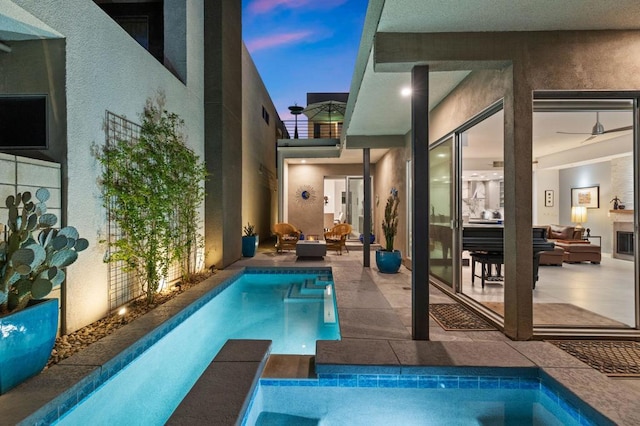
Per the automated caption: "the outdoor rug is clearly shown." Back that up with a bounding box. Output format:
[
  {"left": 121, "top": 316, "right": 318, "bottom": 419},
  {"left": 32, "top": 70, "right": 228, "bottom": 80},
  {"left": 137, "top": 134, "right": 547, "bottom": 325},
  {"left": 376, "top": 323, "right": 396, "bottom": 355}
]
[
  {"left": 429, "top": 303, "right": 496, "bottom": 331},
  {"left": 547, "top": 340, "right": 640, "bottom": 377},
  {"left": 481, "top": 302, "right": 629, "bottom": 328}
]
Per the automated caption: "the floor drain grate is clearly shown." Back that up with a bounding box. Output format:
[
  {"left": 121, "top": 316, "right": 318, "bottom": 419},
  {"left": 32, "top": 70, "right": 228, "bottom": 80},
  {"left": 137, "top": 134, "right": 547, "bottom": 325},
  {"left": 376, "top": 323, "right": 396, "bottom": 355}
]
[
  {"left": 429, "top": 303, "right": 496, "bottom": 331},
  {"left": 548, "top": 340, "right": 640, "bottom": 377}
]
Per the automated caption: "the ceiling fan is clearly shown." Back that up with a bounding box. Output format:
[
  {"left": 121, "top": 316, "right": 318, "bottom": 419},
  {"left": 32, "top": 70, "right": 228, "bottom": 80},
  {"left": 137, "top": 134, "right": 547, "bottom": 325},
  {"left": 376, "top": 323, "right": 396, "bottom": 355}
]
[{"left": 556, "top": 111, "right": 632, "bottom": 143}]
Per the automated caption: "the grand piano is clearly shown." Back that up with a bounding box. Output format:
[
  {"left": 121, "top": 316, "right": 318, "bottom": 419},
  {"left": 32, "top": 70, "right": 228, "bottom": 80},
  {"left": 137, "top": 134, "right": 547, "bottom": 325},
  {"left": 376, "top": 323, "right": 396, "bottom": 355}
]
[{"left": 462, "top": 226, "right": 554, "bottom": 288}]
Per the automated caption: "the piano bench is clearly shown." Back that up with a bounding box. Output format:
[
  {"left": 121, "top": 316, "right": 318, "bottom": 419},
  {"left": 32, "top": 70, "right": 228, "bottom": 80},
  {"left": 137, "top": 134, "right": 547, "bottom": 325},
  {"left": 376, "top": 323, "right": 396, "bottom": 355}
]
[{"left": 470, "top": 252, "right": 504, "bottom": 288}]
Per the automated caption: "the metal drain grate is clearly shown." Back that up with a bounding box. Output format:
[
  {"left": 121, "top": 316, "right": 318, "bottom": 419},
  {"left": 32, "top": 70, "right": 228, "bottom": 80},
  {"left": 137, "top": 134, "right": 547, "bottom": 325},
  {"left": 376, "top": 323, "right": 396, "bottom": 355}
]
[
  {"left": 548, "top": 340, "right": 640, "bottom": 377},
  {"left": 429, "top": 303, "right": 496, "bottom": 331}
]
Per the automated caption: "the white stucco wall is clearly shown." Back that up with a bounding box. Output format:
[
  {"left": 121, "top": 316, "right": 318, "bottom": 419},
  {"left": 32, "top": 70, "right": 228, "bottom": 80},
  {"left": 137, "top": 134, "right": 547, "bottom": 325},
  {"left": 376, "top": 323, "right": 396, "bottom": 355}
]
[{"left": 11, "top": 0, "right": 205, "bottom": 332}]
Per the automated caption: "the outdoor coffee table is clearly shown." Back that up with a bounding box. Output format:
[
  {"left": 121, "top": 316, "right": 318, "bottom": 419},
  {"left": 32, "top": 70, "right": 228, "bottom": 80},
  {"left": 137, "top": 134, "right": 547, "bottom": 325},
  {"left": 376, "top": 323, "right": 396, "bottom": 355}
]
[{"left": 296, "top": 240, "right": 327, "bottom": 258}]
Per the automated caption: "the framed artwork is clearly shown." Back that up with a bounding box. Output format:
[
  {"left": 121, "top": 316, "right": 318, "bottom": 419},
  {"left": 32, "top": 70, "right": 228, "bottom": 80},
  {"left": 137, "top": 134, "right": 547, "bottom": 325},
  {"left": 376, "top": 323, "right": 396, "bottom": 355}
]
[
  {"left": 571, "top": 185, "right": 599, "bottom": 208},
  {"left": 544, "top": 190, "right": 554, "bottom": 207}
]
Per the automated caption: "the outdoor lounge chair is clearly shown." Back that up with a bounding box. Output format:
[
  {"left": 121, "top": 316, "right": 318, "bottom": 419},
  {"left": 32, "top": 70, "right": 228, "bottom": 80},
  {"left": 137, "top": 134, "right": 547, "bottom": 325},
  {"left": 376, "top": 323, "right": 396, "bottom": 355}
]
[
  {"left": 324, "top": 223, "right": 352, "bottom": 255},
  {"left": 273, "top": 223, "right": 301, "bottom": 253}
]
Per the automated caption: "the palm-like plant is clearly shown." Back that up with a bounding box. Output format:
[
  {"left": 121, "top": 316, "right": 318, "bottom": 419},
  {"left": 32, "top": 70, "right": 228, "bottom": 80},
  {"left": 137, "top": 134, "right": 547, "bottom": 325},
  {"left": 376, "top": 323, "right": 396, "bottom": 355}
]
[{"left": 381, "top": 188, "right": 399, "bottom": 252}]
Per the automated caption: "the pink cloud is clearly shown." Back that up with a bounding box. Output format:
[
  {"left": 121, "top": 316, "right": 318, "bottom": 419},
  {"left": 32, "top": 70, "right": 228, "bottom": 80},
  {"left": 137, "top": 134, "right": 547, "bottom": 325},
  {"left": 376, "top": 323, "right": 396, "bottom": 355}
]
[
  {"left": 247, "top": 0, "right": 347, "bottom": 15},
  {"left": 246, "top": 31, "right": 314, "bottom": 52},
  {"left": 248, "top": 0, "right": 307, "bottom": 14}
]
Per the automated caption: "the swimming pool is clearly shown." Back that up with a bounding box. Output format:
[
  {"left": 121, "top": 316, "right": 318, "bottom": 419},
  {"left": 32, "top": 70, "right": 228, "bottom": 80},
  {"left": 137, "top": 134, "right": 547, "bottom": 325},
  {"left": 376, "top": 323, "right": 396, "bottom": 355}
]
[
  {"left": 242, "top": 373, "right": 608, "bottom": 425},
  {"left": 53, "top": 268, "right": 339, "bottom": 425}
]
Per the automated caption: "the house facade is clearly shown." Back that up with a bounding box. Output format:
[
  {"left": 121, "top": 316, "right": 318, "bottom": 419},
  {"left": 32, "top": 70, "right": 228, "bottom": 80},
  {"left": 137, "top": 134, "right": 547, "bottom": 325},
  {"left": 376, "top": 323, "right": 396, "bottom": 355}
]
[{"left": 0, "top": 0, "right": 280, "bottom": 333}]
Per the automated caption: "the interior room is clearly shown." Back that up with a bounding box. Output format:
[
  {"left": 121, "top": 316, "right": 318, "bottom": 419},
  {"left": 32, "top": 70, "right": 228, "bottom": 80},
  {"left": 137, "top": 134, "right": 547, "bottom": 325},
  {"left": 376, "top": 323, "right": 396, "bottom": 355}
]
[{"left": 456, "top": 98, "right": 636, "bottom": 328}]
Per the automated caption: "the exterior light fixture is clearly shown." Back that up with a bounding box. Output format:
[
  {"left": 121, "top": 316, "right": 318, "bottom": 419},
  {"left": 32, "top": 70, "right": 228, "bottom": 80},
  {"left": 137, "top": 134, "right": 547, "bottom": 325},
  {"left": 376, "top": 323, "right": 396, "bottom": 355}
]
[{"left": 401, "top": 87, "right": 412, "bottom": 97}]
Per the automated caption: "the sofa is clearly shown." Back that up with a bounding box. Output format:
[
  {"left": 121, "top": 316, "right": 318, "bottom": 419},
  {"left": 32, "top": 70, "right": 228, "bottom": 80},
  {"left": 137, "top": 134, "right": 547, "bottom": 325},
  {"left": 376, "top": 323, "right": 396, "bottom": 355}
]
[
  {"left": 537, "top": 224, "right": 600, "bottom": 265},
  {"left": 544, "top": 224, "right": 584, "bottom": 241}
]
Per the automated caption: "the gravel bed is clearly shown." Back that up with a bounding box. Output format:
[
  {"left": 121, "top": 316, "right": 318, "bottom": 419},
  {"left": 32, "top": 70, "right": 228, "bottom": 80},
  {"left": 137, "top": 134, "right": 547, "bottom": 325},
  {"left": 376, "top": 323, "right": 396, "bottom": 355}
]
[{"left": 46, "top": 272, "right": 213, "bottom": 368}]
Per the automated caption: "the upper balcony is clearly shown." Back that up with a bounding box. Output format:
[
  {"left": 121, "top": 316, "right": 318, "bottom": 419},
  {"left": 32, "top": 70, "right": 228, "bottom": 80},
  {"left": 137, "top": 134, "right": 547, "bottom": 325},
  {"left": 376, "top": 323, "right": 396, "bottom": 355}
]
[{"left": 281, "top": 120, "right": 343, "bottom": 140}]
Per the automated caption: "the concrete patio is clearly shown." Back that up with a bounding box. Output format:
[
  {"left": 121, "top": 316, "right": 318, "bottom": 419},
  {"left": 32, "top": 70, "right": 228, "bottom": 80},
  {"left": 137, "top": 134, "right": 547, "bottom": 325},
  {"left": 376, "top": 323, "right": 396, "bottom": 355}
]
[{"left": 2, "top": 241, "right": 640, "bottom": 425}]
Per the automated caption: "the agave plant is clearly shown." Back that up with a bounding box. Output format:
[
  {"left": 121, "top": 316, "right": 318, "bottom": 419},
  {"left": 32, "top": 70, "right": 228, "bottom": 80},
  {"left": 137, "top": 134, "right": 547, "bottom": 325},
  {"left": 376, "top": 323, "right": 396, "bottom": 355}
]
[
  {"left": 243, "top": 222, "right": 256, "bottom": 237},
  {"left": 0, "top": 188, "right": 88, "bottom": 315}
]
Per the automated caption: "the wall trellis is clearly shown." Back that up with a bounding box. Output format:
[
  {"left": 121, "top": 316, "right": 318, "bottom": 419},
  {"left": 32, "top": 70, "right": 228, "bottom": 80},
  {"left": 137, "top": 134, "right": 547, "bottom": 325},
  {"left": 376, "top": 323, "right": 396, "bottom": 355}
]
[{"left": 104, "top": 111, "right": 189, "bottom": 311}]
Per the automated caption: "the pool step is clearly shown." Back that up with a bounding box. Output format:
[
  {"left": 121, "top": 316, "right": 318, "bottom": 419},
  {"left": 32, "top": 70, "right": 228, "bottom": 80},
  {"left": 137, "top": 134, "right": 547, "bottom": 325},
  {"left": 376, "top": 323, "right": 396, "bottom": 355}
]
[
  {"left": 285, "top": 282, "right": 324, "bottom": 302},
  {"left": 301, "top": 278, "right": 328, "bottom": 294},
  {"left": 256, "top": 411, "right": 320, "bottom": 425}
]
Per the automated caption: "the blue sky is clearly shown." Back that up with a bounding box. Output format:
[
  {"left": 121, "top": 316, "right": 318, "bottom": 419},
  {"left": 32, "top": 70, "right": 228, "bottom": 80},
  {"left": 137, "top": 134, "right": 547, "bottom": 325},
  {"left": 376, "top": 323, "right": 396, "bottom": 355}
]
[{"left": 242, "top": 0, "right": 369, "bottom": 121}]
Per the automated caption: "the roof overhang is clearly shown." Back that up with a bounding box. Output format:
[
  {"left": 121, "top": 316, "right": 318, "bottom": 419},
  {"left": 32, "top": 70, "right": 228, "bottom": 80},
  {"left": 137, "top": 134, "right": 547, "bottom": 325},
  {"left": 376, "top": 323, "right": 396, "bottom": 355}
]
[
  {"left": 344, "top": 0, "right": 640, "bottom": 143},
  {"left": 0, "top": 0, "right": 63, "bottom": 42}
]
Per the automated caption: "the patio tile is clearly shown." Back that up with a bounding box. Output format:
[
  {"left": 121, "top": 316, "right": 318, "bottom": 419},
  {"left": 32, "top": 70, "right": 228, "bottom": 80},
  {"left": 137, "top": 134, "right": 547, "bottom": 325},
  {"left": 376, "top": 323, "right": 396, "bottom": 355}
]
[{"left": 389, "top": 340, "right": 536, "bottom": 368}]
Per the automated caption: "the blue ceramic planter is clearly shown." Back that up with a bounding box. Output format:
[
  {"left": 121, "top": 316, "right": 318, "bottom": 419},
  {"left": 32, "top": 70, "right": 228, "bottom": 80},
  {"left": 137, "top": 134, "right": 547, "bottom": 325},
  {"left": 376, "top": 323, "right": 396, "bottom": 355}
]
[
  {"left": 375, "top": 250, "right": 402, "bottom": 273},
  {"left": 0, "top": 298, "right": 58, "bottom": 394},
  {"left": 242, "top": 235, "right": 259, "bottom": 257},
  {"left": 359, "top": 233, "right": 375, "bottom": 244}
]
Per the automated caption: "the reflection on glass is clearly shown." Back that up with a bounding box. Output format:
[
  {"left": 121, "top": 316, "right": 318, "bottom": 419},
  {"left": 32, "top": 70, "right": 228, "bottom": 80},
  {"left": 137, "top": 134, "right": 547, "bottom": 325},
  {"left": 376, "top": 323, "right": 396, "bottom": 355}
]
[{"left": 429, "top": 138, "right": 454, "bottom": 287}]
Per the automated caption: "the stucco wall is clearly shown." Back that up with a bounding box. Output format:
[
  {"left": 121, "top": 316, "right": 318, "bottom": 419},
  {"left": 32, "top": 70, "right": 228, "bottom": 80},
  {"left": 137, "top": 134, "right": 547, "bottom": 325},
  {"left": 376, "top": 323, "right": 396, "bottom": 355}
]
[
  {"left": 11, "top": 0, "right": 205, "bottom": 333},
  {"left": 373, "top": 145, "right": 409, "bottom": 255},
  {"left": 288, "top": 163, "right": 372, "bottom": 238},
  {"left": 241, "top": 44, "right": 279, "bottom": 241}
]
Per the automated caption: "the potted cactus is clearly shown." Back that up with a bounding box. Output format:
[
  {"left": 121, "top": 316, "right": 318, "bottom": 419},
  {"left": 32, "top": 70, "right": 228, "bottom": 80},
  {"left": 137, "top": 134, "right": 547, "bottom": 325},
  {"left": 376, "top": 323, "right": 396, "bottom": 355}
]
[
  {"left": 0, "top": 188, "right": 88, "bottom": 394},
  {"left": 375, "top": 188, "right": 402, "bottom": 273},
  {"left": 242, "top": 222, "right": 258, "bottom": 257}
]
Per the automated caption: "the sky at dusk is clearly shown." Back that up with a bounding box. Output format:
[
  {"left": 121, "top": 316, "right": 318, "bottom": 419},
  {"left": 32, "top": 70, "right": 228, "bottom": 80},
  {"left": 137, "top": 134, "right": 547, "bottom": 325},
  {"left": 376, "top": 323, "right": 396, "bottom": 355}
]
[{"left": 242, "top": 0, "right": 369, "bottom": 121}]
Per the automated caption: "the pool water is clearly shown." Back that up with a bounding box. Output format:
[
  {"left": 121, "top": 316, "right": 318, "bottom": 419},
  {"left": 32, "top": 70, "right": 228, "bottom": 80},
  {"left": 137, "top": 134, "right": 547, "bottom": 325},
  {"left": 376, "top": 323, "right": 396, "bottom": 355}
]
[
  {"left": 243, "top": 375, "right": 600, "bottom": 426},
  {"left": 56, "top": 270, "right": 340, "bottom": 425}
]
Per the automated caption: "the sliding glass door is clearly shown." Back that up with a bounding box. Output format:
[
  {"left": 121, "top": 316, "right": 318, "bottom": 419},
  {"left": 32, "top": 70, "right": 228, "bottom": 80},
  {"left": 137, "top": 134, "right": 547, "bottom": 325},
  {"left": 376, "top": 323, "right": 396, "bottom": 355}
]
[
  {"left": 429, "top": 137, "right": 455, "bottom": 288},
  {"left": 532, "top": 95, "right": 638, "bottom": 329}
]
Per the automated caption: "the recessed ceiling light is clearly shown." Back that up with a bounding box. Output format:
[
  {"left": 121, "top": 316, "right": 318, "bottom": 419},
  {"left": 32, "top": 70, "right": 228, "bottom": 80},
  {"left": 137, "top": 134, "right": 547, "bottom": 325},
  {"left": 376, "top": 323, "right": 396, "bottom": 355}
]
[
  {"left": 401, "top": 87, "right": 412, "bottom": 97},
  {"left": 301, "top": 159, "right": 306, "bottom": 163}
]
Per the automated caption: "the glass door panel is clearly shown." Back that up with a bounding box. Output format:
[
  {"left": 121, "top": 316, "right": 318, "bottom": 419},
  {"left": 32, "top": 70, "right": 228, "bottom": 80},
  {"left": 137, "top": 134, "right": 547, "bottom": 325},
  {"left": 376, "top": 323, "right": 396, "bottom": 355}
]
[
  {"left": 429, "top": 137, "right": 454, "bottom": 288},
  {"left": 347, "top": 177, "right": 364, "bottom": 238},
  {"left": 532, "top": 97, "right": 637, "bottom": 328},
  {"left": 459, "top": 109, "right": 505, "bottom": 309}
]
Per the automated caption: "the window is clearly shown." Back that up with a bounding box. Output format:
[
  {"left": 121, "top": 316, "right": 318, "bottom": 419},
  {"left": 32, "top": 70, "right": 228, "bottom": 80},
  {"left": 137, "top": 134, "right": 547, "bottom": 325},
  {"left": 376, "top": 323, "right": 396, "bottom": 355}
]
[{"left": 262, "top": 106, "right": 270, "bottom": 125}]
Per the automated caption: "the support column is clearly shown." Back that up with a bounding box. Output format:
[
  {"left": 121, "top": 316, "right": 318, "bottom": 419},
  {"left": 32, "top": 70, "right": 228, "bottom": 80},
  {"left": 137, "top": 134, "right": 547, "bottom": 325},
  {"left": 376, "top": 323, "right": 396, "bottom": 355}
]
[
  {"left": 363, "top": 148, "right": 371, "bottom": 267},
  {"left": 203, "top": 0, "right": 243, "bottom": 269},
  {"left": 412, "top": 65, "right": 430, "bottom": 340}
]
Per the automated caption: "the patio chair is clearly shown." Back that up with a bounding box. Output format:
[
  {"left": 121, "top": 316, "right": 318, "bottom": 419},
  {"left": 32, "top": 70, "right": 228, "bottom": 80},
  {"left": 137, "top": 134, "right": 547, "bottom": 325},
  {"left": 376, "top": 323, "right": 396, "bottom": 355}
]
[
  {"left": 273, "top": 223, "right": 301, "bottom": 253},
  {"left": 324, "top": 223, "right": 352, "bottom": 255}
]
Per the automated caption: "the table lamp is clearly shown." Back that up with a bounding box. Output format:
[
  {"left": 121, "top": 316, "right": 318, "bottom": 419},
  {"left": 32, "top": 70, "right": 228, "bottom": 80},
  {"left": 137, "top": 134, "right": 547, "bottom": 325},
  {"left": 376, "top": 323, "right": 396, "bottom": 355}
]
[{"left": 571, "top": 206, "right": 587, "bottom": 231}]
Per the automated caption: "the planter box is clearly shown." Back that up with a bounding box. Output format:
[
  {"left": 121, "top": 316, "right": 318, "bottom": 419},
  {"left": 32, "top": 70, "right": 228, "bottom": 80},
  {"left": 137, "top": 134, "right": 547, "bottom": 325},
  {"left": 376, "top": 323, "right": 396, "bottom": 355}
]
[{"left": 0, "top": 298, "right": 58, "bottom": 394}]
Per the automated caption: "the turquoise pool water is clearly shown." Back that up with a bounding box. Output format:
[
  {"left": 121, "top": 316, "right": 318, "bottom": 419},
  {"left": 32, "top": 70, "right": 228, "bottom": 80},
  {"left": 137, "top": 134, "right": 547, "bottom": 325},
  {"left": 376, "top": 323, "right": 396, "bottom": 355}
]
[
  {"left": 243, "top": 374, "right": 604, "bottom": 425},
  {"left": 55, "top": 269, "right": 339, "bottom": 425}
]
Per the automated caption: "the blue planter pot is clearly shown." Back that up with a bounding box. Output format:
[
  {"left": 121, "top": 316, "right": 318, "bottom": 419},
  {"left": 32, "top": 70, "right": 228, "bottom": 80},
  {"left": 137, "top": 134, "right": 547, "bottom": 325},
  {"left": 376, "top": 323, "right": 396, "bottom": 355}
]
[
  {"left": 242, "top": 235, "right": 259, "bottom": 257},
  {"left": 0, "top": 298, "right": 58, "bottom": 394},
  {"left": 375, "top": 250, "right": 402, "bottom": 273},
  {"left": 359, "top": 233, "right": 375, "bottom": 244}
]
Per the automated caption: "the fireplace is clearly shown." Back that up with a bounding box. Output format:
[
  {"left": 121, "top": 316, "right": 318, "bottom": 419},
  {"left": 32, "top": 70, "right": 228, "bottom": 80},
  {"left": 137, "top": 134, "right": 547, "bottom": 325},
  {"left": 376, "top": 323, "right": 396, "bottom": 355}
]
[
  {"left": 613, "top": 221, "right": 634, "bottom": 261},
  {"left": 617, "top": 232, "right": 635, "bottom": 256}
]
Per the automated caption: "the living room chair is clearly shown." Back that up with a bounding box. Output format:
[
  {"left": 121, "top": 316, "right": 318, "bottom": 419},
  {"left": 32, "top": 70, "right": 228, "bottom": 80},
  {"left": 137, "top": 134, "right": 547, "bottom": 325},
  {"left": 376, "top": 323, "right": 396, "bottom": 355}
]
[
  {"left": 324, "top": 223, "right": 352, "bottom": 255},
  {"left": 273, "top": 223, "right": 301, "bottom": 253}
]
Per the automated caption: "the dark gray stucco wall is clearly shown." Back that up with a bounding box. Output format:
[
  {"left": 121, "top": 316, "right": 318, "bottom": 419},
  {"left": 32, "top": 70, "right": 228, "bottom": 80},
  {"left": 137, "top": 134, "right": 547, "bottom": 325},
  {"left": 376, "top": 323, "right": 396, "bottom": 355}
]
[{"left": 204, "top": 0, "right": 242, "bottom": 269}]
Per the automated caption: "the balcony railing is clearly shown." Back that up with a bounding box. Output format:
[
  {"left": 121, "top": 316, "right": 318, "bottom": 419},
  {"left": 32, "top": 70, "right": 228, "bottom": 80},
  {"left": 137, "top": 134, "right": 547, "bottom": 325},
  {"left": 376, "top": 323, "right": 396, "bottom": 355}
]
[{"left": 282, "top": 120, "right": 343, "bottom": 139}]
